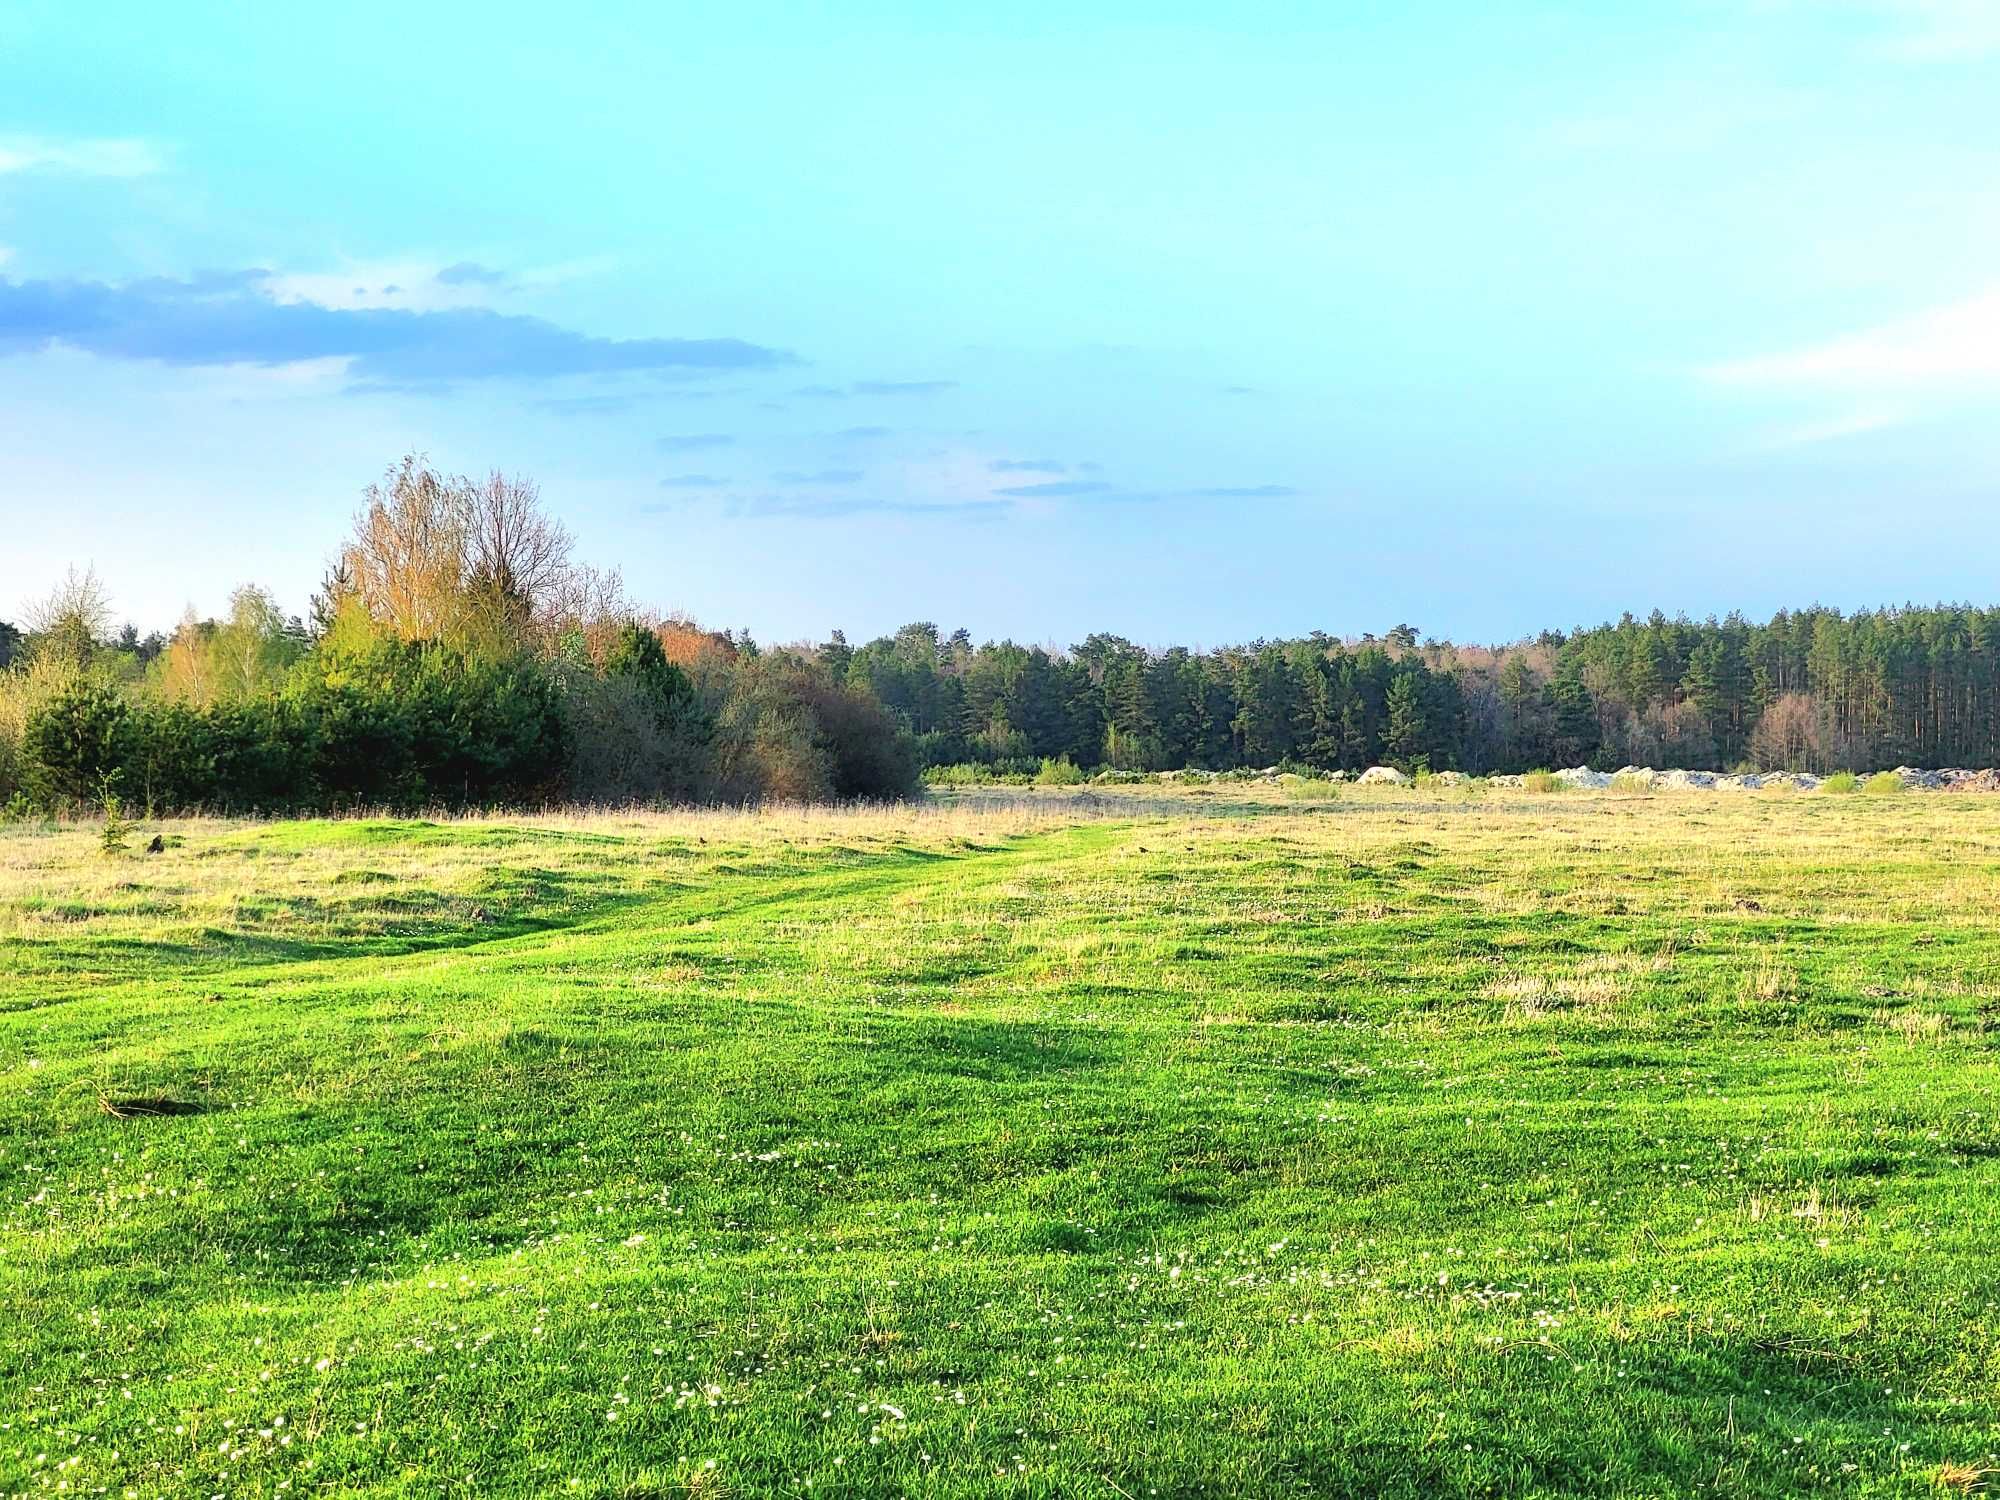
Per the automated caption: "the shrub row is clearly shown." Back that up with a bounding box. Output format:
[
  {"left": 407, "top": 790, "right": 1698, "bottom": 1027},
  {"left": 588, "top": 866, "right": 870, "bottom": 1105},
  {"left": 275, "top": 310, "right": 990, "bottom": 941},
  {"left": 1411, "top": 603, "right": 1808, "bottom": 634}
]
[
  {"left": 6, "top": 630, "right": 921, "bottom": 814},
  {"left": 20, "top": 642, "right": 570, "bottom": 813}
]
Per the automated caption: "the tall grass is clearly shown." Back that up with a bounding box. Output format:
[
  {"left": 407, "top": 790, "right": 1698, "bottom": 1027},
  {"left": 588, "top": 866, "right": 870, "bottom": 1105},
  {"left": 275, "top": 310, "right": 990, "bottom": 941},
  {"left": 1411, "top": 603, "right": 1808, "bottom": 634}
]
[{"left": 1280, "top": 777, "right": 1342, "bottom": 801}]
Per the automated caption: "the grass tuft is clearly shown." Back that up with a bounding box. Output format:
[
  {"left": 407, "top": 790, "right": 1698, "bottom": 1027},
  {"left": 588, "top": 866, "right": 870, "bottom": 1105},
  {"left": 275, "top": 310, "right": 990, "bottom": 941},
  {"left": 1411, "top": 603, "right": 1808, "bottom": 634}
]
[{"left": 1280, "top": 777, "right": 1341, "bottom": 801}]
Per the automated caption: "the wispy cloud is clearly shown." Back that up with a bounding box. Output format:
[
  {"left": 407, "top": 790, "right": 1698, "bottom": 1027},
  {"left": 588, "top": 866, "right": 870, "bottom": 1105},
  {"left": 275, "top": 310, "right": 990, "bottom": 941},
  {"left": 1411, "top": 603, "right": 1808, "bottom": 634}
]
[
  {"left": 659, "top": 473, "right": 730, "bottom": 488},
  {"left": 994, "top": 479, "right": 1112, "bottom": 498},
  {"left": 342, "top": 378, "right": 451, "bottom": 399},
  {"left": 793, "top": 379, "right": 957, "bottom": 398},
  {"left": 0, "top": 135, "right": 163, "bottom": 177},
  {"left": 1189, "top": 484, "right": 1298, "bottom": 498},
  {"left": 1749, "top": 0, "right": 2000, "bottom": 60},
  {"left": 0, "top": 270, "right": 797, "bottom": 381},
  {"left": 722, "top": 494, "right": 1003, "bottom": 520},
  {"left": 852, "top": 379, "right": 955, "bottom": 396},
  {"left": 656, "top": 433, "right": 735, "bottom": 451},
  {"left": 1705, "top": 287, "right": 2000, "bottom": 389},
  {"left": 282, "top": 257, "right": 605, "bottom": 311},
  {"left": 257, "top": 259, "right": 490, "bottom": 313},
  {"left": 773, "top": 468, "right": 865, "bottom": 485},
  {"left": 1870, "top": 0, "right": 2000, "bottom": 59},
  {"left": 528, "top": 385, "right": 741, "bottom": 417},
  {"left": 531, "top": 393, "right": 643, "bottom": 416},
  {"left": 436, "top": 261, "right": 510, "bottom": 287},
  {"left": 989, "top": 458, "right": 1067, "bottom": 473},
  {"left": 1754, "top": 407, "right": 1909, "bottom": 449}
]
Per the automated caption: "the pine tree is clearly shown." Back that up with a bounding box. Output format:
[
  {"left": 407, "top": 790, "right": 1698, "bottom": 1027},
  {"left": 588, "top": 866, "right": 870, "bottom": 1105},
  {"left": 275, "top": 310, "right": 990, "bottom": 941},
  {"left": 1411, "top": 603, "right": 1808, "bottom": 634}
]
[
  {"left": 1545, "top": 669, "right": 1600, "bottom": 767},
  {"left": 1682, "top": 639, "right": 1722, "bottom": 736},
  {"left": 1384, "top": 674, "right": 1428, "bottom": 769},
  {"left": 1626, "top": 634, "right": 1665, "bottom": 711},
  {"left": 1498, "top": 654, "right": 1538, "bottom": 764}
]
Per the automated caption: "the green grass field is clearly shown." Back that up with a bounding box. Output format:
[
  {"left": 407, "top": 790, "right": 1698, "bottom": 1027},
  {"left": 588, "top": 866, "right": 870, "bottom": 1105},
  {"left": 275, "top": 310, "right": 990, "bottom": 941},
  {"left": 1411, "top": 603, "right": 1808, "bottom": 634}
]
[{"left": 4, "top": 786, "right": 1999, "bottom": 1497}]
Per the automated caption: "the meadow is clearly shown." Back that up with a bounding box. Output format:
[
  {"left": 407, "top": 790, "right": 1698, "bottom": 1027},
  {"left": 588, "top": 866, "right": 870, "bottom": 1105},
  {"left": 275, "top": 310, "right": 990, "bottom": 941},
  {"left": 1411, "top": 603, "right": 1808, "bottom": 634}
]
[{"left": 3, "top": 783, "right": 1998, "bottom": 1497}]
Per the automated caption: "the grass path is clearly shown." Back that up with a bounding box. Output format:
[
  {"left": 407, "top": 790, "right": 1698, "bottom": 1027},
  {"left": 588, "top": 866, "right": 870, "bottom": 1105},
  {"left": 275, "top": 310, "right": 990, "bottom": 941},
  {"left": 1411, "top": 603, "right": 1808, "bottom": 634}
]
[{"left": 4, "top": 794, "right": 1999, "bottom": 1496}]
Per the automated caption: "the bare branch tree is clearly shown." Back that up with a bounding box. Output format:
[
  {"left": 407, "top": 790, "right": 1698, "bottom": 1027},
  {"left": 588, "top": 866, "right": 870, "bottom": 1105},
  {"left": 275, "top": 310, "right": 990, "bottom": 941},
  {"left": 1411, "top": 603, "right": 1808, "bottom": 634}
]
[
  {"left": 339, "top": 456, "right": 585, "bottom": 651},
  {"left": 465, "top": 471, "right": 573, "bottom": 634},
  {"left": 1749, "top": 692, "right": 1824, "bottom": 773},
  {"left": 342, "top": 455, "right": 474, "bottom": 642},
  {"left": 25, "top": 565, "right": 114, "bottom": 667}
]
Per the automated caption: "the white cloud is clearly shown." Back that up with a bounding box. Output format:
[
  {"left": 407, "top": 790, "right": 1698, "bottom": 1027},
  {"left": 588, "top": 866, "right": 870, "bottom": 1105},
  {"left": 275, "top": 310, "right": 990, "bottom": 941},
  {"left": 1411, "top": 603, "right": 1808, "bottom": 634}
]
[
  {"left": 1537, "top": 83, "right": 1815, "bottom": 158},
  {"left": 259, "top": 254, "right": 603, "bottom": 313},
  {"left": 1756, "top": 407, "right": 1909, "bottom": 449},
  {"left": 1874, "top": 0, "right": 2000, "bottom": 59},
  {"left": 261, "top": 260, "right": 495, "bottom": 313},
  {"left": 1706, "top": 288, "right": 2000, "bottom": 390},
  {"left": 0, "top": 136, "right": 163, "bottom": 177},
  {"left": 1745, "top": 0, "right": 2000, "bottom": 59}
]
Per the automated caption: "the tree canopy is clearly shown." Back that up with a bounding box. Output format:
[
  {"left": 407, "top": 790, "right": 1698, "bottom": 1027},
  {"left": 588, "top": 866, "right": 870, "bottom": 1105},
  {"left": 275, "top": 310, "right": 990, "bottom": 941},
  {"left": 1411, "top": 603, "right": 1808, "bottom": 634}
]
[{"left": 8, "top": 462, "right": 2000, "bottom": 813}]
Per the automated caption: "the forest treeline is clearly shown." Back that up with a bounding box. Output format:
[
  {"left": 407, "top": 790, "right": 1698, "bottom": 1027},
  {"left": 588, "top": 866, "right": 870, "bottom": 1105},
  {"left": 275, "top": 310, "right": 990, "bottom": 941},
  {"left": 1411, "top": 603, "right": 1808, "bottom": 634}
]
[
  {"left": 4, "top": 459, "right": 1999, "bottom": 813},
  {"left": 829, "top": 604, "right": 2000, "bottom": 777}
]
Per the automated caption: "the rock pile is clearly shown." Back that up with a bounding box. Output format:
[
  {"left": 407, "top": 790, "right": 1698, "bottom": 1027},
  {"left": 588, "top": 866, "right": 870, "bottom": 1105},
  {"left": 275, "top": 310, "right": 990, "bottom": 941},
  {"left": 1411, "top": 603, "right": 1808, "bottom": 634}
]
[
  {"left": 1356, "top": 765, "right": 1411, "bottom": 786},
  {"left": 1615, "top": 767, "right": 1823, "bottom": 791},
  {"left": 1522, "top": 765, "right": 2000, "bottom": 792},
  {"left": 1555, "top": 767, "right": 1614, "bottom": 789},
  {"left": 1142, "top": 764, "right": 2000, "bottom": 791}
]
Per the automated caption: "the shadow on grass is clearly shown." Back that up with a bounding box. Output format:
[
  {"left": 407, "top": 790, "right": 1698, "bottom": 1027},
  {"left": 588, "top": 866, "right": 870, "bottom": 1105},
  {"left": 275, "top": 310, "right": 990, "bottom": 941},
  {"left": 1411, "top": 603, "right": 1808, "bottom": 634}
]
[
  {"left": 870, "top": 1013, "right": 1115, "bottom": 1084},
  {"left": 1186, "top": 1332, "right": 1943, "bottom": 1497}
]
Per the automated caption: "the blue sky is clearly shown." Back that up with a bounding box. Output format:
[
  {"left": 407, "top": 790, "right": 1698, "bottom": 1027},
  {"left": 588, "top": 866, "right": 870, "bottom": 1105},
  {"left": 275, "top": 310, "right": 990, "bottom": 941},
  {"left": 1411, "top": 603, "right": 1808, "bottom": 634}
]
[{"left": 4, "top": 0, "right": 1999, "bottom": 646}]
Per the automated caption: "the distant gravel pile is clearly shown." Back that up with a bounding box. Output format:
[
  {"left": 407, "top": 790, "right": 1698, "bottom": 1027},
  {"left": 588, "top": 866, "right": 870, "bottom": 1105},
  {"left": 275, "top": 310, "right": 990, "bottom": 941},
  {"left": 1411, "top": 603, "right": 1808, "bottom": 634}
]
[
  {"left": 1355, "top": 766, "right": 1411, "bottom": 786},
  {"left": 1490, "top": 766, "right": 2000, "bottom": 792},
  {"left": 1149, "top": 765, "right": 2000, "bottom": 791}
]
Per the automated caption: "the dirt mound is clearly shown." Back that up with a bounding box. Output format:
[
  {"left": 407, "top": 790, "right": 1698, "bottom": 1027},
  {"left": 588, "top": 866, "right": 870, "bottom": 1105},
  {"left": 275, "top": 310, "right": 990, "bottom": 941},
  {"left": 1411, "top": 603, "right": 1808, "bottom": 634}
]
[{"left": 1943, "top": 769, "right": 2000, "bottom": 792}]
